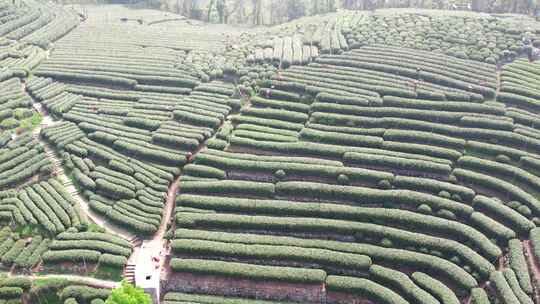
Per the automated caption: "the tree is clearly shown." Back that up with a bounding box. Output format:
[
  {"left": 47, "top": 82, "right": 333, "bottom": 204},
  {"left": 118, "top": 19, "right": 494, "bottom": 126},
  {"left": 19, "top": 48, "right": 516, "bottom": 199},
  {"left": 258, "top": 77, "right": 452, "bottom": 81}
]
[
  {"left": 286, "top": 0, "right": 306, "bottom": 20},
  {"left": 105, "top": 281, "right": 151, "bottom": 304},
  {"left": 207, "top": 0, "right": 215, "bottom": 21},
  {"left": 216, "top": 0, "right": 226, "bottom": 23}
]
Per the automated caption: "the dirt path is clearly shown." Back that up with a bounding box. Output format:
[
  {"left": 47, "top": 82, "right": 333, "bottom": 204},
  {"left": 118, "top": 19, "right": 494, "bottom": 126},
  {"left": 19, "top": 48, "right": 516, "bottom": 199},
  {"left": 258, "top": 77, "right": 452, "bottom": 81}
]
[
  {"left": 523, "top": 240, "right": 540, "bottom": 304},
  {"left": 132, "top": 175, "right": 181, "bottom": 303},
  {"left": 155, "top": 175, "right": 181, "bottom": 243},
  {"left": 135, "top": 174, "right": 181, "bottom": 269}
]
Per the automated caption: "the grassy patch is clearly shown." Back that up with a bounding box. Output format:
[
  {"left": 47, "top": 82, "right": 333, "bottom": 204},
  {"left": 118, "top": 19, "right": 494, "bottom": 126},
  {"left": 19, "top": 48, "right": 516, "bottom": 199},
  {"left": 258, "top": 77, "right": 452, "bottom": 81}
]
[
  {"left": 93, "top": 265, "right": 123, "bottom": 281},
  {"left": 18, "top": 111, "right": 43, "bottom": 131},
  {"left": 87, "top": 223, "right": 106, "bottom": 233},
  {"left": 14, "top": 224, "right": 45, "bottom": 238}
]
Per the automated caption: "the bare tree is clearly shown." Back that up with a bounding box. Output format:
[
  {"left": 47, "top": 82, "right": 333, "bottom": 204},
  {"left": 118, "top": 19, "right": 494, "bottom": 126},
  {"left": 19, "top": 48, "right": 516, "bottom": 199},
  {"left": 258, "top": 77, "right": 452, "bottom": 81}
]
[
  {"left": 251, "top": 0, "right": 263, "bottom": 25},
  {"left": 207, "top": 0, "right": 215, "bottom": 21}
]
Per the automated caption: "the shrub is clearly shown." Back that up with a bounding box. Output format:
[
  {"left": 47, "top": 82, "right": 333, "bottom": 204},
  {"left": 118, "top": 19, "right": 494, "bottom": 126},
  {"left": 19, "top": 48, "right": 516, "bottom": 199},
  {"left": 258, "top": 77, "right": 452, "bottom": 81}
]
[
  {"left": 417, "top": 204, "right": 432, "bottom": 214},
  {"left": 274, "top": 170, "right": 286, "bottom": 181},
  {"left": 496, "top": 154, "right": 512, "bottom": 163},
  {"left": 337, "top": 174, "right": 349, "bottom": 185},
  {"left": 377, "top": 179, "right": 391, "bottom": 189}
]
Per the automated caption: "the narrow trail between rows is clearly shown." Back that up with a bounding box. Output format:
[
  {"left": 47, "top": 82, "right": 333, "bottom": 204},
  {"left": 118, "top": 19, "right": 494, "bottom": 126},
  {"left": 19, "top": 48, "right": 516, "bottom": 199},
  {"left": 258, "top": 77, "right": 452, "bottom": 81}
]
[
  {"left": 135, "top": 175, "right": 181, "bottom": 279},
  {"left": 138, "top": 137, "right": 214, "bottom": 281},
  {"left": 523, "top": 240, "right": 540, "bottom": 304}
]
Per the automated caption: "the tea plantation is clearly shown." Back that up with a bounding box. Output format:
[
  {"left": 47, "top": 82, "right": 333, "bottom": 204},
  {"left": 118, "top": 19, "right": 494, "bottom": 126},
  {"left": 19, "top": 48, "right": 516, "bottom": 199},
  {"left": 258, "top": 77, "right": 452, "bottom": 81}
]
[{"left": 2, "top": 0, "right": 540, "bottom": 303}]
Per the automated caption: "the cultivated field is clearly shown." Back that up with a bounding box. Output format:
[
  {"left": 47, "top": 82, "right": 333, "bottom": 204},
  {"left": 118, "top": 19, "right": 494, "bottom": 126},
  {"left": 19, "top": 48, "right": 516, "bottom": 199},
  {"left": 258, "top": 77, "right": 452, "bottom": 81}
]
[{"left": 2, "top": 0, "right": 540, "bottom": 303}]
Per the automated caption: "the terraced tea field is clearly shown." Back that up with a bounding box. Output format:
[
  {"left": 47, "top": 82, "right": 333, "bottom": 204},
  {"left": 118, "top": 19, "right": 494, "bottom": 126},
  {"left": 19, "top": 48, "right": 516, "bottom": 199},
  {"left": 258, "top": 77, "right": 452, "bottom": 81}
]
[{"left": 3, "top": 0, "right": 540, "bottom": 303}]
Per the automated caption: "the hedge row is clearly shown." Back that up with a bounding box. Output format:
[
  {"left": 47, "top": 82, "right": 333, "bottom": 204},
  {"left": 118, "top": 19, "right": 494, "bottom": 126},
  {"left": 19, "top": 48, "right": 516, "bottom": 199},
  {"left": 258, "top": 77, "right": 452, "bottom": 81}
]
[
  {"left": 152, "top": 134, "right": 199, "bottom": 150},
  {"left": 315, "top": 56, "right": 495, "bottom": 98},
  {"left": 183, "top": 164, "right": 226, "bottom": 180},
  {"left": 181, "top": 180, "right": 275, "bottom": 197},
  {"left": 489, "top": 271, "right": 519, "bottom": 304},
  {"left": 124, "top": 117, "right": 161, "bottom": 131},
  {"left": 326, "top": 275, "right": 408, "bottom": 304},
  {"left": 1, "top": 240, "right": 27, "bottom": 267},
  {"left": 231, "top": 115, "right": 304, "bottom": 132},
  {"left": 73, "top": 169, "right": 95, "bottom": 190},
  {"left": 98, "top": 254, "right": 127, "bottom": 268},
  {"left": 163, "top": 292, "right": 288, "bottom": 304},
  {"left": 274, "top": 182, "right": 474, "bottom": 217},
  {"left": 95, "top": 179, "right": 135, "bottom": 200},
  {"left": 176, "top": 194, "right": 497, "bottom": 260},
  {"left": 173, "top": 110, "right": 221, "bottom": 128},
  {"left": 0, "top": 287, "right": 23, "bottom": 299},
  {"left": 382, "top": 96, "right": 504, "bottom": 115},
  {"left": 300, "top": 128, "right": 383, "bottom": 148},
  {"left": 383, "top": 129, "right": 466, "bottom": 150},
  {"left": 316, "top": 92, "right": 371, "bottom": 107},
  {"left": 508, "top": 239, "right": 533, "bottom": 295},
  {"left": 175, "top": 212, "right": 493, "bottom": 278},
  {"left": 19, "top": 190, "right": 61, "bottom": 235},
  {"left": 393, "top": 175, "right": 475, "bottom": 202},
  {"left": 42, "top": 249, "right": 101, "bottom": 263},
  {"left": 58, "top": 285, "right": 111, "bottom": 302},
  {"left": 411, "top": 272, "right": 459, "bottom": 304},
  {"left": 203, "top": 149, "right": 343, "bottom": 167},
  {"left": 344, "top": 151, "right": 451, "bottom": 175},
  {"left": 90, "top": 203, "right": 159, "bottom": 235},
  {"left": 457, "top": 156, "right": 540, "bottom": 196},
  {"left": 49, "top": 240, "right": 131, "bottom": 257},
  {"left": 529, "top": 228, "right": 540, "bottom": 271},
  {"left": 114, "top": 139, "right": 186, "bottom": 166},
  {"left": 469, "top": 212, "right": 515, "bottom": 244},
  {"left": 235, "top": 124, "right": 298, "bottom": 139},
  {"left": 472, "top": 195, "right": 534, "bottom": 235},
  {"left": 170, "top": 258, "right": 327, "bottom": 284},
  {"left": 454, "top": 168, "right": 540, "bottom": 216},
  {"left": 194, "top": 152, "right": 392, "bottom": 183},
  {"left": 172, "top": 239, "right": 372, "bottom": 271},
  {"left": 15, "top": 237, "right": 50, "bottom": 269},
  {"left": 503, "top": 269, "right": 533, "bottom": 304},
  {"left": 251, "top": 96, "right": 310, "bottom": 113},
  {"left": 0, "top": 277, "right": 31, "bottom": 290},
  {"left": 368, "top": 265, "right": 438, "bottom": 304}
]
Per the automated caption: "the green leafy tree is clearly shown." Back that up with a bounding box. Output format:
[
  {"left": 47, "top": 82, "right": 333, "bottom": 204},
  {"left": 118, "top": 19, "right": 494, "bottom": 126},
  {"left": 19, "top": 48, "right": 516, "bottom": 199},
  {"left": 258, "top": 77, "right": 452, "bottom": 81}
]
[{"left": 105, "top": 281, "right": 151, "bottom": 304}]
